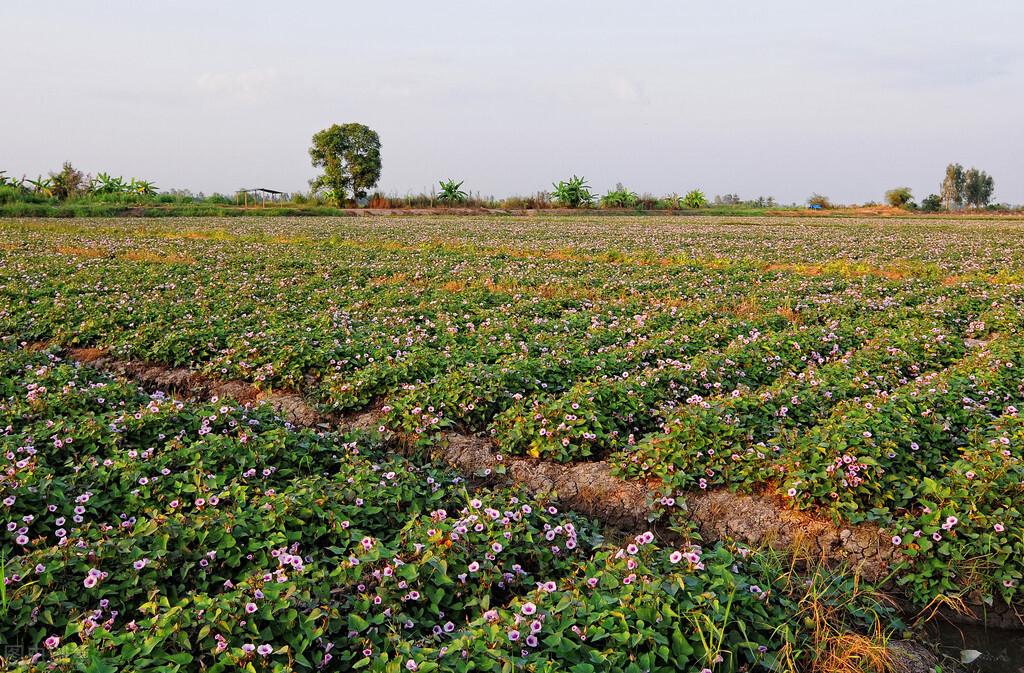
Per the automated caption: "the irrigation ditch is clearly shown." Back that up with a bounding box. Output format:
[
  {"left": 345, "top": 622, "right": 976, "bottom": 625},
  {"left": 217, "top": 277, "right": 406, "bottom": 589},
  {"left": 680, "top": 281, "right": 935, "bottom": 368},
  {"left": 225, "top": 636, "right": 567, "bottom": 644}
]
[{"left": 63, "top": 346, "right": 1023, "bottom": 670}]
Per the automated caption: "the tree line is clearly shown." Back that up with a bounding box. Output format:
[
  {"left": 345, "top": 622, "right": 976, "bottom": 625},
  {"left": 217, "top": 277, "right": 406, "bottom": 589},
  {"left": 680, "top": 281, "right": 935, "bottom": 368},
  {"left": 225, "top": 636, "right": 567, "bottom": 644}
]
[{"left": 309, "top": 123, "right": 1005, "bottom": 212}]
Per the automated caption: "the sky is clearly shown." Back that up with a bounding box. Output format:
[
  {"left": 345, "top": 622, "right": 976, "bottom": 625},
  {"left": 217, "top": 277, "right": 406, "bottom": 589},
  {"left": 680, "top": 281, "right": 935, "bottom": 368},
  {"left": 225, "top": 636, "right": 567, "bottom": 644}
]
[{"left": 2, "top": 1, "right": 1022, "bottom": 205}]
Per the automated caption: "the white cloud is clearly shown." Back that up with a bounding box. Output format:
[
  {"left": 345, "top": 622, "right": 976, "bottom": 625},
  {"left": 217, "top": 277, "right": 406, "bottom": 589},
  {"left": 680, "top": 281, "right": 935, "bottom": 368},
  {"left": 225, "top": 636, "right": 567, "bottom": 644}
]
[
  {"left": 608, "top": 75, "right": 649, "bottom": 104},
  {"left": 196, "top": 68, "right": 281, "bottom": 102}
]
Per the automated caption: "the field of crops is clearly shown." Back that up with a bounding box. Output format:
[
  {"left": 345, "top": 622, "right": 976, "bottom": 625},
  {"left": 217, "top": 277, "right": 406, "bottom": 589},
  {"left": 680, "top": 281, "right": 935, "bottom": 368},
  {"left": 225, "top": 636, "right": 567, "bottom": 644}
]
[{"left": 3, "top": 214, "right": 1024, "bottom": 671}]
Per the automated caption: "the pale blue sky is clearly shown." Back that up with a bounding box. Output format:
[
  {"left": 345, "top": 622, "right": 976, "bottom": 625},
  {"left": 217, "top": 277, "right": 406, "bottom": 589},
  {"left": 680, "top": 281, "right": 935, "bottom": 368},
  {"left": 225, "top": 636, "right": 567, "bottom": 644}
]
[{"left": 3, "top": 1, "right": 1022, "bottom": 204}]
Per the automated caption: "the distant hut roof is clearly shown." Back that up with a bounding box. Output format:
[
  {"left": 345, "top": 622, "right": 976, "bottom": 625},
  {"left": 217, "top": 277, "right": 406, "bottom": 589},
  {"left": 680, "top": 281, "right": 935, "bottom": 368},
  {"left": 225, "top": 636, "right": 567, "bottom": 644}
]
[
  {"left": 238, "top": 187, "right": 285, "bottom": 195},
  {"left": 235, "top": 187, "right": 285, "bottom": 208}
]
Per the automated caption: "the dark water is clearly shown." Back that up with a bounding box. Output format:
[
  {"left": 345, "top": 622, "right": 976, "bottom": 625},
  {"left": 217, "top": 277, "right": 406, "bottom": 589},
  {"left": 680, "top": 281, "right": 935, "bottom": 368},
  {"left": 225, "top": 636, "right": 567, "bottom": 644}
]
[{"left": 933, "top": 623, "right": 1024, "bottom": 672}]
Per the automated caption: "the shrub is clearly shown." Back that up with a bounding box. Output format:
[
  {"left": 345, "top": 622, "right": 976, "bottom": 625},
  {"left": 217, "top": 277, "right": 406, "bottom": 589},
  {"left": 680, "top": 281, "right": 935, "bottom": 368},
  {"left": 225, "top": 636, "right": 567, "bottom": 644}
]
[
  {"left": 884, "top": 187, "right": 913, "bottom": 208},
  {"left": 49, "top": 162, "right": 88, "bottom": 200},
  {"left": 920, "top": 194, "right": 944, "bottom": 213},
  {"left": 807, "top": 193, "right": 831, "bottom": 209}
]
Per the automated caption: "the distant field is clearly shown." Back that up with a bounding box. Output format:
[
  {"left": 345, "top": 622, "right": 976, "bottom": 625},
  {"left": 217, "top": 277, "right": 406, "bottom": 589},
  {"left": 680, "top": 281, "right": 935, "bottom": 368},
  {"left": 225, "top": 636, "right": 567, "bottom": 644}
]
[{"left": 2, "top": 214, "right": 1022, "bottom": 670}]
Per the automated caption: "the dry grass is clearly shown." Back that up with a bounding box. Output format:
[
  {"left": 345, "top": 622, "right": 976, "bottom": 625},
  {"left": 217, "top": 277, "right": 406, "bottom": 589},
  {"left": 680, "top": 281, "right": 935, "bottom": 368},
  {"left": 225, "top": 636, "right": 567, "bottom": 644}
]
[
  {"left": 911, "top": 592, "right": 972, "bottom": 626},
  {"left": 372, "top": 272, "right": 412, "bottom": 287},
  {"left": 766, "top": 551, "right": 898, "bottom": 673},
  {"left": 160, "top": 230, "right": 236, "bottom": 242},
  {"left": 762, "top": 260, "right": 934, "bottom": 282},
  {"left": 268, "top": 236, "right": 311, "bottom": 245},
  {"left": 776, "top": 305, "right": 803, "bottom": 324},
  {"left": 56, "top": 245, "right": 107, "bottom": 258},
  {"left": 730, "top": 296, "right": 761, "bottom": 318},
  {"left": 69, "top": 347, "right": 108, "bottom": 363}
]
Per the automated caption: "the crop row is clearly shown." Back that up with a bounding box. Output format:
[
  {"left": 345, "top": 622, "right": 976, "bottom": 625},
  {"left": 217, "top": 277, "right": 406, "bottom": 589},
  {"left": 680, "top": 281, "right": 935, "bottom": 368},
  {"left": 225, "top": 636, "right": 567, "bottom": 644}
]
[{"left": 0, "top": 345, "right": 894, "bottom": 671}]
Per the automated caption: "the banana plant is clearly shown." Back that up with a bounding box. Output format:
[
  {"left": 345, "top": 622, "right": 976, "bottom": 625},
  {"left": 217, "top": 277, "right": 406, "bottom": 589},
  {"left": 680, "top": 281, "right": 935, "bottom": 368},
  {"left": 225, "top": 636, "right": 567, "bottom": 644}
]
[
  {"left": 682, "top": 189, "right": 708, "bottom": 209},
  {"left": 128, "top": 178, "right": 157, "bottom": 196},
  {"left": 551, "top": 175, "right": 594, "bottom": 208},
  {"left": 600, "top": 186, "right": 639, "bottom": 209},
  {"left": 90, "top": 172, "right": 128, "bottom": 194},
  {"left": 27, "top": 175, "right": 54, "bottom": 198},
  {"left": 437, "top": 179, "right": 467, "bottom": 204}
]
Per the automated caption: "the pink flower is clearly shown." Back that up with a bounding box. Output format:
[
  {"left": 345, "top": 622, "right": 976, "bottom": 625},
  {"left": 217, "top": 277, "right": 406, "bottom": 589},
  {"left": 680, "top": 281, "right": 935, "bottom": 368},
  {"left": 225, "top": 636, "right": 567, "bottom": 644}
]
[
  {"left": 44, "top": 635, "right": 60, "bottom": 650},
  {"left": 891, "top": 536, "right": 902, "bottom": 546},
  {"left": 521, "top": 602, "right": 536, "bottom": 616},
  {"left": 669, "top": 551, "right": 683, "bottom": 564},
  {"left": 245, "top": 602, "right": 257, "bottom": 614},
  {"left": 995, "top": 523, "right": 1006, "bottom": 533},
  {"left": 257, "top": 644, "right": 272, "bottom": 656}
]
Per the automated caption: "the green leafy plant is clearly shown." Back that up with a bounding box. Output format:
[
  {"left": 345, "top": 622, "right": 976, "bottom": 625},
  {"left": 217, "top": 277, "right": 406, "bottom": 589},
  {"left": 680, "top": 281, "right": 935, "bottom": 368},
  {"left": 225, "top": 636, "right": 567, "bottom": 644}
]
[
  {"left": 682, "top": 189, "right": 708, "bottom": 209},
  {"left": 437, "top": 178, "right": 468, "bottom": 204},
  {"left": 600, "top": 184, "right": 639, "bottom": 209},
  {"left": 551, "top": 175, "right": 594, "bottom": 208},
  {"left": 129, "top": 178, "right": 157, "bottom": 196},
  {"left": 89, "top": 172, "right": 127, "bottom": 195},
  {"left": 26, "top": 175, "right": 54, "bottom": 198}
]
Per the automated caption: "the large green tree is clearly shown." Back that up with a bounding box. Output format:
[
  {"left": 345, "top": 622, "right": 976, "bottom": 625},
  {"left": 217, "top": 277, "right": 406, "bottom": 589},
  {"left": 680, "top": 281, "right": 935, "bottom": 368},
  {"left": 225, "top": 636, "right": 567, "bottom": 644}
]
[
  {"left": 308, "top": 123, "right": 381, "bottom": 206},
  {"left": 963, "top": 167, "right": 995, "bottom": 208}
]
